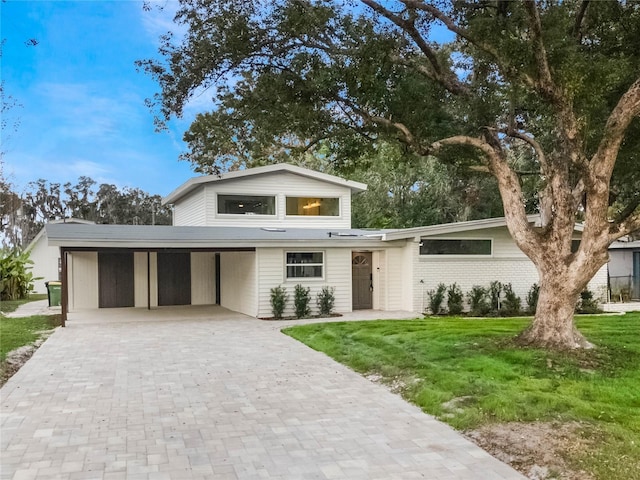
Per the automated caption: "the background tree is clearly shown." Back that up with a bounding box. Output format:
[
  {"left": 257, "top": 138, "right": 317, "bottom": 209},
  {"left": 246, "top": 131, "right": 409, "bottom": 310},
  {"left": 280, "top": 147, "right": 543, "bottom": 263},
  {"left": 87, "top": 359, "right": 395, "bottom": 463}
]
[
  {"left": 139, "top": 0, "right": 640, "bottom": 349},
  {"left": 1, "top": 177, "right": 172, "bottom": 247},
  {"left": 348, "top": 143, "right": 506, "bottom": 228}
]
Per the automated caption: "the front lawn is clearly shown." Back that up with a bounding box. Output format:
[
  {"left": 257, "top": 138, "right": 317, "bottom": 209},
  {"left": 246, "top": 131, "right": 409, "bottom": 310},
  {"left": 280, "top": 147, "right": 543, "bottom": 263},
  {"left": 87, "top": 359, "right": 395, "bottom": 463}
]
[
  {"left": 284, "top": 314, "right": 640, "bottom": 480},
  {"left": 0, "top": 314, "right": 62, "bottom": 362}
]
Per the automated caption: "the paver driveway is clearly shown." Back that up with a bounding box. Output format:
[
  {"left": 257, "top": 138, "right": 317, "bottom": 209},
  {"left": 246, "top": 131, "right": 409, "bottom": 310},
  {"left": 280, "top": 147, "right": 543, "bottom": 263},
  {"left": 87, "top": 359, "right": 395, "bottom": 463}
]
[{"left": 1, "top": 308, "right": 525, "bottom": 479}]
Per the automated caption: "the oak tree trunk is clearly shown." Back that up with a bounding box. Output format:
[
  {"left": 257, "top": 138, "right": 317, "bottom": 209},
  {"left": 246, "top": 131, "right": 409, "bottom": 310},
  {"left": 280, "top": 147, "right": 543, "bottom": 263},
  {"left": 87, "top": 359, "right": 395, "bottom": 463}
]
[{"left": 517, "top": 272, "right": 594, "bottom": 350}]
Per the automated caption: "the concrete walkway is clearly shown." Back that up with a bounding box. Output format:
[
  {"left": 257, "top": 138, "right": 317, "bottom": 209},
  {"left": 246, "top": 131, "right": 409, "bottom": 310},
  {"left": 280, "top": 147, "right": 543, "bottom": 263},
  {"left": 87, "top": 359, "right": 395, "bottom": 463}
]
[
  {"left": 2, "top": 299, "right": 61, "bottom": 318},
  {"left": 1, "top": 309, "right": 525, "bottom": 479}
]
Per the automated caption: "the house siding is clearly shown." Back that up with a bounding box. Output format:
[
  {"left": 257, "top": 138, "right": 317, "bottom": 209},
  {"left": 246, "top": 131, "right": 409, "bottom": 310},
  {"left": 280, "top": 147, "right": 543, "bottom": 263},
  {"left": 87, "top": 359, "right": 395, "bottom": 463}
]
[
  {"left": 133, "top": 252, "right": 148, "bottom": 308},
  {"left": 220, "top": 251, "right": 257, "bottom": 316},
  {"left": 69, "top": 252, "right": 98, "bottom": 310},
  {"left": 173, "top": 189, "right": 206, "bottom": 226},
  {"left": 372, "top": 250, "right": 385, "bottom": 310},
  {"left": 28, "top": 236, "right": 59, "bottom": 294},
  {"left": 255, "top": 247, "right": 352, "bottom": 317},
  {"left": 191, "top": 252, "right": 216, "bottom": 305},
  {"left": 196, "top": 172, "right": 352, "bottom": 228}
]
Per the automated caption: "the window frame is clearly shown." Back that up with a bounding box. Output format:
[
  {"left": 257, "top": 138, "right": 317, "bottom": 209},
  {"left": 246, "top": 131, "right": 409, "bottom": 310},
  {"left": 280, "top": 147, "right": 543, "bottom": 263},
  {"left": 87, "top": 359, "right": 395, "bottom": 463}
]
[
  {"left": 419, "top": 237, "right": 493, "bottom": 257},
  {"left": 284, "top": 196, "right": 341, "bottom": 218},
  {"left": 285, "top": 251, "right": 325, "bottom": 281},
  {"left": 216, "top": 193, "right": 277, "bottom": 217}
]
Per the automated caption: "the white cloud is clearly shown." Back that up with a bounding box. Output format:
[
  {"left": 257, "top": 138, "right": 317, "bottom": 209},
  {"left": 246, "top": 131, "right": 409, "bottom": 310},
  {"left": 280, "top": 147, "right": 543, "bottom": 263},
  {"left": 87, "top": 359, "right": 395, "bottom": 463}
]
[{"left": 36, "top": 82, "right": 141, "bottom": 141}]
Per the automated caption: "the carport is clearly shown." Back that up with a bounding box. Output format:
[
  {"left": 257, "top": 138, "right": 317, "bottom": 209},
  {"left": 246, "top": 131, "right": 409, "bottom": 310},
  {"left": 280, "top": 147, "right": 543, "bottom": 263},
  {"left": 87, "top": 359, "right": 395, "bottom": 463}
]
[
  {"left": 58, "top": 246, "right": 254, "bottom": 326},
  {"left": 45, "top": 222, "right": 394, "bottom": 326}
]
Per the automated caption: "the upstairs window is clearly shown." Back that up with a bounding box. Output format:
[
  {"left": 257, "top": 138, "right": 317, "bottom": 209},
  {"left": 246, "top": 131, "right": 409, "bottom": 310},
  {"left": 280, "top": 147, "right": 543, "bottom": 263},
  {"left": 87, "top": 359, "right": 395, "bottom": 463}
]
[
  {"left": 286, "top": 197, "right": 339, "bottom": 216},
  {"left": 217, "top": 195, "right": 275, "bottom": 215},
  {"left": 420, "top": 239, "right": 492, "bottom": 256},
  {"left": 286, "top": 252, "right": 324, "bottom": 279}
]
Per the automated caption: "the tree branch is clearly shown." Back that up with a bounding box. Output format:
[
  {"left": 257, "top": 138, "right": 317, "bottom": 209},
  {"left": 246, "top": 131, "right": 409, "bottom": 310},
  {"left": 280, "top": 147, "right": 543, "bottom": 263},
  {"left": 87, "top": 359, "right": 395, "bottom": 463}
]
[
  {"left": 361, "top": 0, "right": 469, "bottom": 96},
  {"left": 522, "top": 0, "right": 555, "bottom": 97},
  {"left": 592, "top": 76, "right": 640, "bottom": 182},
  {"left": 400, "top": 0, "right": 501, "bottom": 60},
  {"left": 610, "top": 210, "right": 640, "bottom": 242},
  {"left": 501, "top": 128, "right": 547, "bottom": 168},
  {"left": 615, "top": 195, "right": 640, "bottom": 224},
  {"left": 573, "top": 1, "right": 590, "bottom": 42},
  {"left": 429, "top": 134, "right": 540, "bottom": 255}
]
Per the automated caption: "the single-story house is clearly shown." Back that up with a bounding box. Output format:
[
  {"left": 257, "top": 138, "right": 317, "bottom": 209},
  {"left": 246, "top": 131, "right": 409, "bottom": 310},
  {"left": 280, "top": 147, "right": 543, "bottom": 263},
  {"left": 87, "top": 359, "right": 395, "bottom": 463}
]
[
  {"left": 608, "top": 239, "right": 640, "bottom": 300},
  {"left": 35, "top": 163, "right": 607, "bottom": 323}
]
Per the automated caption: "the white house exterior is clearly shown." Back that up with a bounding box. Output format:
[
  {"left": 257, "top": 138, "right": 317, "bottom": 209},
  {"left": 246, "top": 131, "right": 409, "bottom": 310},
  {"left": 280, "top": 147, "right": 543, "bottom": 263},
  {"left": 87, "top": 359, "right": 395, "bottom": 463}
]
[
  {"left": 40, "top": 163, "right": 608, "bottom": 322},
  {"left": 26, "top": 218, "right": 94, "bottom": 294},
  {"left": 608, "top": 240, "right": 640, "bottom": 300}
]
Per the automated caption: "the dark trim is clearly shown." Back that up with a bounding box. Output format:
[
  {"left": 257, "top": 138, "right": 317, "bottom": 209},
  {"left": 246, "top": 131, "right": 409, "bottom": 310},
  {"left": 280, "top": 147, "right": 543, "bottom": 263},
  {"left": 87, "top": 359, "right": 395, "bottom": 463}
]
[
  {"left": 60, "top": 248, "right": 68, "bottom": 327},
  {"left": 53, "top": 246, "right": 256, "bottom": 253},
  {"left": 215, "top": 252, "right": 221, "bottom": 305},
  {"left": 147, "top": 252, "right": 151, "bottom": 310}
]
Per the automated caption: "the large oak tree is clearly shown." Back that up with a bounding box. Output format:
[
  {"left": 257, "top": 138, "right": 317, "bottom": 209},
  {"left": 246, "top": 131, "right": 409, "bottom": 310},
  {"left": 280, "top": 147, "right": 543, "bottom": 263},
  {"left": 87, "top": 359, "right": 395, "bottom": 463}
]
[{"left": 139, "top": 0, "right": 640, "bottom": 349}]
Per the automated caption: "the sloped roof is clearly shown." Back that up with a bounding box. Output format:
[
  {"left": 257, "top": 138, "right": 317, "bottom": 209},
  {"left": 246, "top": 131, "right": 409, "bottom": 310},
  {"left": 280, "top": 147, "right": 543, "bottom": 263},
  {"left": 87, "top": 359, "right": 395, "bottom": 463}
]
[
  {"left": 380, "top": 215, "right": 542, "bottom": 241},
  {"left": 45, "top": 223, "right": 386, "bottom": 249},
  {"left": 163, "top": 164, "right": 368, "bottom": 205},
  {"left": 26, "top": 218, "right": 96, "bottom": 251},
  {"left": 609, "top": 240, "right": 640, "bottom": 250}
]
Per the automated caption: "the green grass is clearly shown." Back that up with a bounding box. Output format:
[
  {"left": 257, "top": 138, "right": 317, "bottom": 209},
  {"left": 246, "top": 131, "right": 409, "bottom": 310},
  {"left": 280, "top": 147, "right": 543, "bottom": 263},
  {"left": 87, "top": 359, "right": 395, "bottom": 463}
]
[
  {"left": 284, "top": 314, "right": 640, "bottom": 480},
  {"left": 0, "top": 294, "right": 48, "bottom": 314},
  {"left": 0, "top": 315, "right": 62, "bottom": 361}
]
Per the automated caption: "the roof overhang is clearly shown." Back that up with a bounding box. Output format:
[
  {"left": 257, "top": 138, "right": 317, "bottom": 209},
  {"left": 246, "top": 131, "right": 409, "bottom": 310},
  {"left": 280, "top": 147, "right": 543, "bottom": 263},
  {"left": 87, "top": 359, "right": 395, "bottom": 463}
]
[
  {"left": 45, "top": 224, "right": 392, "bottom": 250},
  {"left": 379, "top": 215, "right": 543, "bottom": 241}
]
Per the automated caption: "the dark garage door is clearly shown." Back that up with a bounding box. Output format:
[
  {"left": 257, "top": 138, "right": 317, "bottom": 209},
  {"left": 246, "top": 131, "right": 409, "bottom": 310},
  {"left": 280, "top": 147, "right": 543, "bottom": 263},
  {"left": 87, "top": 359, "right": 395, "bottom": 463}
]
[
  {"left": 157, "top": 252, "right": 191, "bottom": 306},
  {"left": 98, "top": 252, "right": 135, "bottom": 308}
]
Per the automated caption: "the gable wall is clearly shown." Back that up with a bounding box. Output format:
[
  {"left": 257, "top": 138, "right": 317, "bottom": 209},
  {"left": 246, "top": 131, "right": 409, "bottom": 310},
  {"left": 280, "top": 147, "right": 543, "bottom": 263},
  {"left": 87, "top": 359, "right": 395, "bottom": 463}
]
[
  {"left": 173, "top": 189, "right": 206, "bottom": 226},
  {"left": 175, "top": 171, "right": 354, "bottom": 228},
  {"left": 28, "top": 236, "right": 60, "bottom": 294}
]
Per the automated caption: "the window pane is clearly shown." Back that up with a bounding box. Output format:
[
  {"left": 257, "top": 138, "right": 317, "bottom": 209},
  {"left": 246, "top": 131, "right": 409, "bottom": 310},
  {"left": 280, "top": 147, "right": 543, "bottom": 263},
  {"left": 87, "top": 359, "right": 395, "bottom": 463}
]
[
  {"left": 218, "top": 195, "right": 275, "bottom": 215},
  {"left": 286, "top": 197, "right": 339, "bottom": 216},
  {"left": 287, "top": 265, "right": 323, "bottom": 278},
  {"left": 286, "top": 252, "right": 323, "bottom": 264},
  {"left": 420, "top": 239, "right": 492, "bottom": 255}
]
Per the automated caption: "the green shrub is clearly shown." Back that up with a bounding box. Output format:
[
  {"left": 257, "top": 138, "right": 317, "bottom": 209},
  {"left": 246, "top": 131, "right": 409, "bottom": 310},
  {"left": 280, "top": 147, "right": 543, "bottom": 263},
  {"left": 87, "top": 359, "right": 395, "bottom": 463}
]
[
  {"left": 526, "top": 283, "right": 540, "bottom": 314},
  {"left": 294, "top": 284, "right": 311, "bottom": 318},
  {"left": 467, "top": 286, "right": 491, "bottom": 316},
  {"left": 316, "top": 286, "right": 335, "bottom": 316},
  {"left": 447, "top": 283, "right": 464, "bottom": 315},
  {"left": 0, "top": 248, "right": 38, "bottom": 301},
  {"left": 270, "top": 285, "right": 288, "bottom": 319},
  {"left": 427, "top": 283, "right": 447, "bottom": 315},
  {"left": 577, "top": 289, "right": 602, "bottom": 314},
  {"left": 501, "top": 283, "right": 522, "bottom": 316}
]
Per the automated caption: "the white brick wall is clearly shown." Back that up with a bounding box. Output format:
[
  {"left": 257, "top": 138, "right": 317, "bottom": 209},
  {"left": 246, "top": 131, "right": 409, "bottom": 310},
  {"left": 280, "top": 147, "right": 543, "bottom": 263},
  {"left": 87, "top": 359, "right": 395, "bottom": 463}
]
[{"left": 407, "top": 234, "right": 609, "bottom": 313}]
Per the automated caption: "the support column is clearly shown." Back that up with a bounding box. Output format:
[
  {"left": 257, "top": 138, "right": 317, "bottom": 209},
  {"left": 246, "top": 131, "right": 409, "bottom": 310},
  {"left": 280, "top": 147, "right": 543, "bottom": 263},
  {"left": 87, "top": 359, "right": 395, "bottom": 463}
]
[{"left": 60, "top": 248, "right": 68, "bottom": 327}]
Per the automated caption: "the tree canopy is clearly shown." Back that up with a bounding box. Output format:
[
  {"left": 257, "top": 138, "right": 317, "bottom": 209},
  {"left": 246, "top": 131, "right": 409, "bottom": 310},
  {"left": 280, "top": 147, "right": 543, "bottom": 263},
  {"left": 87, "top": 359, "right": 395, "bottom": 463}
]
[
  {"left": 0, "top": 177, "right": 172, "bottom": 248},
  {"left": 140, "top": 0, "right": 640, "bottom": 349}
]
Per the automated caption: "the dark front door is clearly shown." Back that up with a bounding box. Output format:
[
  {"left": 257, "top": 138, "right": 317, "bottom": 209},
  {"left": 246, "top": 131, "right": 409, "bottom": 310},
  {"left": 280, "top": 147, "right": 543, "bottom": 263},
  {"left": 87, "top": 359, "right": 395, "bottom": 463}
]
[
  {"left": 98, "top": 252, "right": 134, "bottom": 308},
  {"left": 157, "top": 252, "right": 191, "bottom": 306},
  {"left": 352, "top": 252, "right": 373, "bottom": 310}
]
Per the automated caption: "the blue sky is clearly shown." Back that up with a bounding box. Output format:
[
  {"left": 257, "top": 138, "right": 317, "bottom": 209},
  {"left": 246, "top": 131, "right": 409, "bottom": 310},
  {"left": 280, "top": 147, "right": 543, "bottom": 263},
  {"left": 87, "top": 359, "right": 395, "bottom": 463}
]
[{"left": 2, "top": 0, "right": 198, "bottom": 197}]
